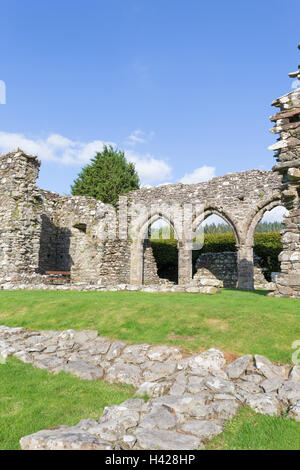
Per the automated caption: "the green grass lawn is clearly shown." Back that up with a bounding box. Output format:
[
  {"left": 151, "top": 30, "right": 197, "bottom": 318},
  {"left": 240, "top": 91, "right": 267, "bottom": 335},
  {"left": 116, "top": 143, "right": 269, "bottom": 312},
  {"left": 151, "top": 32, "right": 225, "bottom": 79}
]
[
  {"left": 206, "top": 407, "right": 300, "bottom": 450},
  {"left": 0, "top": 357, "right": 134, "bottom": 450},
  {"left": 0, "top": 289, "right": 299, "bottom": 363}
]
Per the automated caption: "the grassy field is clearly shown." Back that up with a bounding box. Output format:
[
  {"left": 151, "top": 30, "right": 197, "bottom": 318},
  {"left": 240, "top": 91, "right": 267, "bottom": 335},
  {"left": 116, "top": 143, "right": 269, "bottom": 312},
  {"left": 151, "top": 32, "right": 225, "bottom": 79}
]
[
  {"left": 0, "top": 289, "right": 299, "bottom": 363},
  {"left": 0, "top": 357, "right": 134, "bottom": 450}
]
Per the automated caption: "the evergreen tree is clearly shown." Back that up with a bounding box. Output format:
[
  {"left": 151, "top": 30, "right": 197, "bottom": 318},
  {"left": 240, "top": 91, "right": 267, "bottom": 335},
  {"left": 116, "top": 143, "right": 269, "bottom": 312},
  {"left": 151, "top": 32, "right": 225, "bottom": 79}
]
[{"left": 71, "top": 146, "right": 140, "bottom": 205}]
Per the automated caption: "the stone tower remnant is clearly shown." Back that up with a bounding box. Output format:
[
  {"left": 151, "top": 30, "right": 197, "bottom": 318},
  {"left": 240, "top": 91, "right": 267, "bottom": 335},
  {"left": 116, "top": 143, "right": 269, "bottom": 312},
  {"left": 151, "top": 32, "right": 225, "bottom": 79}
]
[{"left": 270, "top": 44, "right": 300, "bottom": 298}]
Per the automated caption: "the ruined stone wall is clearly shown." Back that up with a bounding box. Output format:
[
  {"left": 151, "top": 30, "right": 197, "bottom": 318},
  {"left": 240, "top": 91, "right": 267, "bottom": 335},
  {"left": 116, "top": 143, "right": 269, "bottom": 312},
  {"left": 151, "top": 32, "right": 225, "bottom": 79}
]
[
  {"left": 0, "top": 151, "right": 42, "bottom": 283},
  {"left": 142, "top": 239, "right": 161, "bottom": 285},
  {"left": 270, "top": 45, "right": 300, "bottom": 298},
  {"left": 0, "top": 149, "right": 284, "bottom": 291},
  {"left": 38, "top": 190, "right": 131, "bottom": 285},
  {"left": 195, "top": 252, "right": 274, "bottom": 290},
  {"left": 127, "top": 170, "right": 282, "bottom": 289},
  {"left": 0, "top": 152, "right": 133, "bottom": 287}
]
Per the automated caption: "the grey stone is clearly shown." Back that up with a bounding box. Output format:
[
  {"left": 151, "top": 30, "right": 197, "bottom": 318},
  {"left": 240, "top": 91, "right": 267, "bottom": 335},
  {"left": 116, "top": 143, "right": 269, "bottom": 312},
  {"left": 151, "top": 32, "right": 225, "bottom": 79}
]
[
  {"left": 288, "top": 401, "right": 300, "bottom": 421},
  {"left": 135, "top": 428, "right": 202, "bottom": 450},
  {"left": 180, "top": 419, "right": 224, "bottom": 439},
  {"left": 14, "top": 351, "right": 33, "bottom": 363},
  {"left": 289, "top": 366, "right": 300, "bottom": 382},
  {"left": 121, "top": 344, "right": 150, "bottom": 364},
  {"left": 142, "top": 362, "right": 177, "bottom": 381},
  {"left": 120, "top": 398, "right": 149, "bottom": 412},
  {"left": 236, "top": 379, "right": 263, "bottom": 394},
  {"left": 189, "top": 405, "right": 212, "bottom": 419},
  {"left": 77, "top": 419, "right": 99, "bottom": 430},
  {"left": 147, "top": 345, "right": 182, "bottom": 362},
  {"left": 254, "top": 355, "right": 288, "bottom": 379},
  {"left": 105, "top": 341, "right": 126, "bottom": 361},
  {"left": 88, "top": 341, "right": 111, "bottom": 355},
  {"left": 261, "top": 376, "right": 286, "bottom": 393},
  {"left": 63, "top": 360, "right": 104, "bottom": 380},
  {"left": 150, "top": 395, "right": 195, "bottom": 414},
  {"left": 209, "top": 400, "right": 240, "bottom": 420},
  {"left": 240, "top": 373, "right": 264, "bottom": 385},
  {"left": 278, "top": 381, "right": 300, "bottom": 405},
  {"left": 20, "top": 427, "right": 113, "bottom": 450},
  {"left": 204, "top": 376, "right": 235, "bottom": 395},
  {"left": 187, "top": 349, "right": 226, "bottom": 371},
  {"left": 139, "top": 405, "right": 176, "bottom": 430},
  {"left": 73, "top": 330, "right": 98, "bottom": 344},
  {"left": 33, "top": 357, "right": 65, "bottom": 371},
  {"left": 106, "top": 363, "right": 142, "bottom": 386},
  {"left": 135, "top": 381, "right": 169, "bottom": 398},
  {"left": 245, "top": 394, "right": 282, "bottom": 416},
  {"left": 225, "top": 355, "right": 253, "bottom": 379},
  {"left": 89, "top": 413, "right": 139, "bottom": 441}
]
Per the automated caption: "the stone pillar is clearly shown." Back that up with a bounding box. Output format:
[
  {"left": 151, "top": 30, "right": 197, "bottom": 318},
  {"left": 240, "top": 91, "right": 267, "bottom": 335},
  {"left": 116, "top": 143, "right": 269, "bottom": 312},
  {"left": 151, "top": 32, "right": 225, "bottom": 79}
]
[
  {"left": 0, "top": 150, "right": 42, "bottom": 281},
  {"left": 237, "top": 245, "right": 254, "bottom": 290},
  {"left": 269, "top": 44, "right": 300, "bottom": 298},
  {"left": 130, "top": 239, "right": 144, "bottom": 284},
  {"left": 178, "top": 241, "right": 192, "bottom": 285}
]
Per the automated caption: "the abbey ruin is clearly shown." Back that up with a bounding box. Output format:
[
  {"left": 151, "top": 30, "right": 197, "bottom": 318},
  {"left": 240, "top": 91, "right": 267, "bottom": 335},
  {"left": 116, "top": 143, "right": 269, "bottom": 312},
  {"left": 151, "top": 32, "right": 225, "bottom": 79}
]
[{"left": 0, "top": 46, "right": 299, "bottom": 297}]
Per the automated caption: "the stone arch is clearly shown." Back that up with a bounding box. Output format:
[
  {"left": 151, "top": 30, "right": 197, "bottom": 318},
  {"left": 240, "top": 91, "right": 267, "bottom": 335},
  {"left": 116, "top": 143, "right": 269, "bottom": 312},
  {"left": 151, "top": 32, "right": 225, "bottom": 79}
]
[
  {"left": 192, "top": 207, "right": 240, "bottom": 245},
  {"left": 130, "top": 211, "right": 180, "bottom": 285},
  {"left": 137, "top": 211, "right": 180, "bottom": 242},
  {"left": 192, "top": 207, "right": 242, "bottom": 289},
  {"left": 245, "top": 196, "right": 283, "bottom": 246},
  {"left": 236, "top": 196, "right": 283, "bottom": 291}
]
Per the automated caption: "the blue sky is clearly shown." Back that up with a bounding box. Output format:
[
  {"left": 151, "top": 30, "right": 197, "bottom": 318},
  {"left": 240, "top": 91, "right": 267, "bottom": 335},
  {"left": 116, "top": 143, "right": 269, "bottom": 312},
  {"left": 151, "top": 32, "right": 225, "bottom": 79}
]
[{"left": 0, "top": 0, "right": 299, "bottom": 212}]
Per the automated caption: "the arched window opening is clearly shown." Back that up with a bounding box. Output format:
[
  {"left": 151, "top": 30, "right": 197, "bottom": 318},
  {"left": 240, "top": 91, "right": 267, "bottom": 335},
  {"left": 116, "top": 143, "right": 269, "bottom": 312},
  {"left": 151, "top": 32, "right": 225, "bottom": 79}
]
[
  {"left": 145, "top": 218, "right": 178, "bottom": 285},
  {"left": 255, "top": 206, "right": 287, "bottom": 233},
  {"left": 193, "top": 214, "right": 238, "bottom": 288},
  {"left": 253, "top": 205, "right": 287, "bottom": 283}
]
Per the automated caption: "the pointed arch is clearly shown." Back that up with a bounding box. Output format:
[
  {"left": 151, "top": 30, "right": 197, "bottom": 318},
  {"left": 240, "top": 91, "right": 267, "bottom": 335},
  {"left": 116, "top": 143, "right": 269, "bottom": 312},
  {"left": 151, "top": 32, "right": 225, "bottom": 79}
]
[
  {"left": 245, "top": 197, "right": 284, "bottom": 246},
  {"left": 192, "top": 207, "right": 240, "bottom": 245}
]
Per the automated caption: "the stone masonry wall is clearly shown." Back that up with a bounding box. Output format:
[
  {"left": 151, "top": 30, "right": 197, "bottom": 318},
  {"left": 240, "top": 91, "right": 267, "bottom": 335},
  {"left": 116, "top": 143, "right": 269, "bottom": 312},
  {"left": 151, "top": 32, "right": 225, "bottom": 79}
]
[
  {"left": 270, "top": 44, "right": 300, "bottom": 298},
  {"left": 0, "top": 149, "right": 283, "bottom": 291},
  {"left": 126, "top": 170, "right": 282, "bottom": 290},
  {"left": 38, "top": 190, "right": 131, "bottom": 286},
  {"left": 0, "top": 151, "right": 42, "bottom": 281},
  {"left": 195, "top": 252, "right": 274, "bottom": 290}
]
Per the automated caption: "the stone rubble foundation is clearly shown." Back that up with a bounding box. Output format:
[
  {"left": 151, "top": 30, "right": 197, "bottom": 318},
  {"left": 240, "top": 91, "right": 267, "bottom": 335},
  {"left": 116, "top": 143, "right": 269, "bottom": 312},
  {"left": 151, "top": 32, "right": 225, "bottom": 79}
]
[
  {"left": 0, "top": 281, "right": 220, "bottom": 294},
  {"left": 1, "top": 325, "right": 300, "bottom": 450}
]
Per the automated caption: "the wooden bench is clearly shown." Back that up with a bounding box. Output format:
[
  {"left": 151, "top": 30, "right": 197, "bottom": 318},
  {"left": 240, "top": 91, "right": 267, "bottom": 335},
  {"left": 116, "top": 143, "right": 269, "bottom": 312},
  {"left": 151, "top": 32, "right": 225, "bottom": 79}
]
[{"left": 45, "top": 271, "right": 71, "bottom": 276}]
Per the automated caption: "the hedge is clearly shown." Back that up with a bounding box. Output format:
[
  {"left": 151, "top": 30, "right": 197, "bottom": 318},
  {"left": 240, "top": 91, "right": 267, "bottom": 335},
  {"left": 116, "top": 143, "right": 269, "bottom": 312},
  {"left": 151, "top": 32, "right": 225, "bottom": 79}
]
[{"left": 150, "top": 232, "right": 282, "bottom": 282}]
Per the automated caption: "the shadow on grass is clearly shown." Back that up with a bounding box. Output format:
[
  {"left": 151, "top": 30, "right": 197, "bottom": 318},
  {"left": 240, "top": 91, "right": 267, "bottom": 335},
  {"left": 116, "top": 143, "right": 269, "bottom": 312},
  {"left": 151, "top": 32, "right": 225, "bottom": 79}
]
[{"left": 224, "top": 288, "right": 269, "bottom": 296}]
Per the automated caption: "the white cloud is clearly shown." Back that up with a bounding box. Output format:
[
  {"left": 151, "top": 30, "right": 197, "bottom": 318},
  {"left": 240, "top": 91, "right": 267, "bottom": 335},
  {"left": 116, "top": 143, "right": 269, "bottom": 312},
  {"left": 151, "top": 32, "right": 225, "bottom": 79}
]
[
  {"left": 126, "top": 129, "right": 147, "bottom": 145},
  {"left": 0, "top": 131, "right": 172, "bottom": 186},
  {"left": 125, "top": 149, "right": 172, "bottom": 185},
  {"left": 179, "top": 166, "right": 216, "bottom": 184},
  {"left": 0, "top": 131, "right": 115, "bottom": 166},
  {"left": 125, "top": 129, "right": 154, "bottom": 146},
  {"left": 260, "top": 206, "right": 288, "bottom": 223}
]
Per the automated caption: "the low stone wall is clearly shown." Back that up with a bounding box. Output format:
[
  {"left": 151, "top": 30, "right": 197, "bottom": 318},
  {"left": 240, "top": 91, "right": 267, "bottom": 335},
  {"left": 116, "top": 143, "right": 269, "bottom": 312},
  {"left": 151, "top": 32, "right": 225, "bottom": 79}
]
[
  {"left": 0, "top": 279, "right": 218, "bottom": 294},
  {"left": 195, "top": 252, "right": 275, "bottom": 290},
  {"left": 1, "top": 325, "right": 300, "bottom": 450}
]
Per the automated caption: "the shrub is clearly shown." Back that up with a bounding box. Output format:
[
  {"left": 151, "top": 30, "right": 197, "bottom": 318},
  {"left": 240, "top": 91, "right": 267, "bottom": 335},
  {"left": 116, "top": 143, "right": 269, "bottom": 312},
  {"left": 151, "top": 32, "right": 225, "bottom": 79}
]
[{"left": 150, "top": 232, "right": 282, "bottom": 280}]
